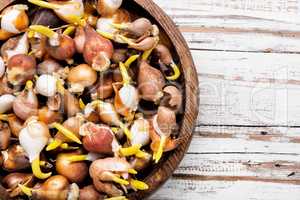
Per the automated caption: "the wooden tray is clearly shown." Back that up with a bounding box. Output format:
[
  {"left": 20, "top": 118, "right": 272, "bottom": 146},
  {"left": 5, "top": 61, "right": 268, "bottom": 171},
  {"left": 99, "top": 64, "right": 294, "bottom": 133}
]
[{"left": 0, "top": 0, "right": 199, "bottom": 199}]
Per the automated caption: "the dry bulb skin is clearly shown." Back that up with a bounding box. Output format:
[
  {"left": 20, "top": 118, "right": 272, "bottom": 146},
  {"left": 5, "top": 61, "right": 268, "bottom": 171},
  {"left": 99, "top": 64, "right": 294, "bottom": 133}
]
[
  {"left": 0, "top": 122, "right": 11, "bottom": 150},
  {"left": 0, "top": 4, "right": 29, "bottom": 38},
  {"left": 13, "top": 81, "right": 38, "bottom": 120},
  {"left": 1, "top": 33, "right": 29, "bottom": 62},
  {"left": 97, "top": 0, "right": 123, "bottom": 17},
  {"left": 0, "top": 0, "right": 183, "bottom": 198},
  {"left": 2, "top": 144, "right": 30, "bottom": 171}
]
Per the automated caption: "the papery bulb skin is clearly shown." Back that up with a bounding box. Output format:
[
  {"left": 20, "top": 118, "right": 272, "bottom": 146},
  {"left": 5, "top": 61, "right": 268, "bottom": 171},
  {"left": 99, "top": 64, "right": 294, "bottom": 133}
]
[
  {"left": 13, "top": 85, "right": 38, "bottom": 121},
  {"left": 98, "top": 101, "right": 121, "bottom": 127},
  {"left": 123, "top": 18, "right": 152, "bottom": 38},
  {"left": 38, "top": 106, "right": 63, "bottom": 125},
  {"left": 114, "top": 83, "right": 139, "bottom": 118},
  {"left": 1, "top": 33, "right": 29, "bottom": 62},
  {"left": 118, "top": 84, "right": 139, "bottom": 112},
  {"left": 19, "top": 118, "right": 51, "bottom": 162},
  {"left": 36, "top": 74, "right": 57, "bottom": 97},
  {"left": 138, "top": 61, "right": 165, "bottom": 102},
  {"left": 97, "top": 0, "right": 123, "bottom": 17},
  {"left": 7, "top": 54, "right": 36, "bottom": 86},
  {"left": 89, "top": 157, "right": 131, "bottom": 179},
  {"left": 1, "top": 5, "right": 29, "bottom": 34},
  {"left": 53, "top": 0, "right": 84, "bottom": 24},
  {"left": 2, "top": 145, "right": 30, "bottom": 171},
  {"left": 0, "top": 94, "right": 16, "bottom": 114},
  {"left": 29, "top": 32, "right": 47, "bottom": 59},
  {"left": 130, "top": 118, "right": 150, "bottom": 146},
  {"left": 96, "top": 9, "right": 130, "bottom": 34},
  {"left": 37, "top": 59, "right": 62, "bottom": 75}
]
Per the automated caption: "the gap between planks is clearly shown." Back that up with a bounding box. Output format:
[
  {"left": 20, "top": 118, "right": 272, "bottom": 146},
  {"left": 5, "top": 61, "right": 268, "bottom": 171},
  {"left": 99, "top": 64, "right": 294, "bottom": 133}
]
[{"left": 154, "top": 0, "right": 300, "bottom": 53}]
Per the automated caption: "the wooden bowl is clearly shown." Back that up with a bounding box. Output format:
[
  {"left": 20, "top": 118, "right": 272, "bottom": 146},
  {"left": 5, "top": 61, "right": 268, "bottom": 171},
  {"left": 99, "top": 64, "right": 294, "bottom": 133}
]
[{"left": 0, "top": 0, "right": 199, "bottom": 199}]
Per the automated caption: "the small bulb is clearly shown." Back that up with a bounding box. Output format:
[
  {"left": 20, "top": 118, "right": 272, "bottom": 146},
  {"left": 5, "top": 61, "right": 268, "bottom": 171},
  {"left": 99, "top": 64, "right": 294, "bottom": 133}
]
[{"left": 36, "top": 74, "right": 57, "bottom": 97}]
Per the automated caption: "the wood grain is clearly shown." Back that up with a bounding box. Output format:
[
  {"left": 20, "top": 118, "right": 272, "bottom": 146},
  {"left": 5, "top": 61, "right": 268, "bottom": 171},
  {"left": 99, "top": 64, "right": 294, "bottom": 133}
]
[
  {"left": 192, "top": 50, "right": 300, "bottom": 126},
  {"left": 153, "top": 0, "right": 300, "bottom": 53}
]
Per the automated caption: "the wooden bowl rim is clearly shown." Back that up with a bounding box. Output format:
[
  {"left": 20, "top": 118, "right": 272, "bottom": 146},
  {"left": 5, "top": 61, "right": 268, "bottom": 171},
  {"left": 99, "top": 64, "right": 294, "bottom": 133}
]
[
  {"left": 0, "top": 0, "right": 199, "bottom": 199},
  {"left": 128, "top": 0, "right": 199, "bottom": 199}
]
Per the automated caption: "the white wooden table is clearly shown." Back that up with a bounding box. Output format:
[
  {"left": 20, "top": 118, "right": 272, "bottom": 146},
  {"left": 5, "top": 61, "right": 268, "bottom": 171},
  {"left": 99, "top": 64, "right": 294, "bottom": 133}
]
[{"left": 151, "top": 0, "right": 300, "bottom": 199}]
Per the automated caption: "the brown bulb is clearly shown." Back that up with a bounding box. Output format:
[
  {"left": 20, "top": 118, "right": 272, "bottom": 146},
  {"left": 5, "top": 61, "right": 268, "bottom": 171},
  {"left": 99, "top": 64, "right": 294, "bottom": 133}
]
[
  {"left": 79, "top": 185, "right": 103, "bottom": 200},
  {"left": 56, "top": 152, "right": 88, "bottom": 183},
  {"left": 74, "top": 26, "right": 86, "bottom": 54},
  {"left": 161, "top": 86, "right": 183, "bottom": 112},
  {"left": 37, "top": 59, "right": 63, "bottom": 75},
  {"left": 138, "top": 61, "right": 165, "bottom": 102},
  {"left": 6, "top": 114, "right": 23, "bottom": 137},
  {"left": 2, "top": 173, "right": 34, "bottom": 197},
  {"left": 7, "top": 54, "right": 36, "bottom": 86},
  {"left": 32, "top": 175, "right": 70, "bottom": 200},
  {"left": 62, "top": 89, "right": 81, "bottom": 117},
  {"left": 83, "top": 25, "right": 113, "bottom": 72},
  {"left": 81, "top": 123, "right": 114, "bottom": 154},
  {"left": 2, "top": 144, "right": 30, "bottom": 171},
  {"left": 0, "top": 122, "right": 11, "bottom": 150},
  {"left": 67, "top": 64, "right": 97, "bottom": 93},
  {"left": 93, "top": 73, "right": 114, "bottom": 100},
  {"left": 38, "top": 106, "right": 63, "bottom": 125},
  {"left": 13, "top": 83, "right": 38, "bottom": 121},
  {"left": 46, "top": 34, "right": 76, "bottom": 60}
]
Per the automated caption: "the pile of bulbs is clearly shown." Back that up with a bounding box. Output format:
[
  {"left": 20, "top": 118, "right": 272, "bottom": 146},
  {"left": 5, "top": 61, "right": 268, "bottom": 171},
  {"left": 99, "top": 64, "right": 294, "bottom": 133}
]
[{"left": 0, "top": 0, "right": 183, "bottom": 199}]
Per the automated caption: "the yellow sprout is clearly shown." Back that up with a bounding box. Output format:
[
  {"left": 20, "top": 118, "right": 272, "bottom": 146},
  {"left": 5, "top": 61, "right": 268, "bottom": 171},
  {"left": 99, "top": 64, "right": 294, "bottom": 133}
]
[
  {"left": 52, "top": 122, "right": 82, "bottom": 144},
  {"left": 130, "top": 179, "right": 149, "bottom": 190},
  {"left": 32, "top": 155, "right": 52, "bottom": 179},
  {"left": 166, "top": 63, "right": 181, "bottom": 81}
]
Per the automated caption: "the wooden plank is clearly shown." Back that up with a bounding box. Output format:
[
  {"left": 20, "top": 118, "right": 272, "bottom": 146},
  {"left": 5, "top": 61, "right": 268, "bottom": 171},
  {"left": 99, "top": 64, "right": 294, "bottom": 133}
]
[
  {"left": 180, "top": 29, "right": 300, "bottom": 52},
  {"left": 151, "top": 179, "right": 300, "bottom": 200},
  {"left": 191, "top": 50, "right": 300, "bottom": 126},
  {"left": 176, "top": 153, "right": 300, "bottom": 181},
  {"left": 152, "top": 126, "right": 300, "bottom": 199},
  {"left": 153, "top": 0, "right": 300, "bottom": 52}
]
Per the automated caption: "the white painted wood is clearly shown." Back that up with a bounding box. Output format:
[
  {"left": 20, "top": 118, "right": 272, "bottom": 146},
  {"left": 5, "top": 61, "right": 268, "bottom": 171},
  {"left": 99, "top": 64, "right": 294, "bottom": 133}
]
[
  {"left": 151, "top": 180, "right": 300, "bottom": 200},
  {"left": 153, "top": 0, "right": 300, "bottom": 52},
  {"left": 175, "top": 153, "right": 300, "bottom": 180},
  {"left": 192, "top": 50, "right": 300, "bottom": 126}
]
